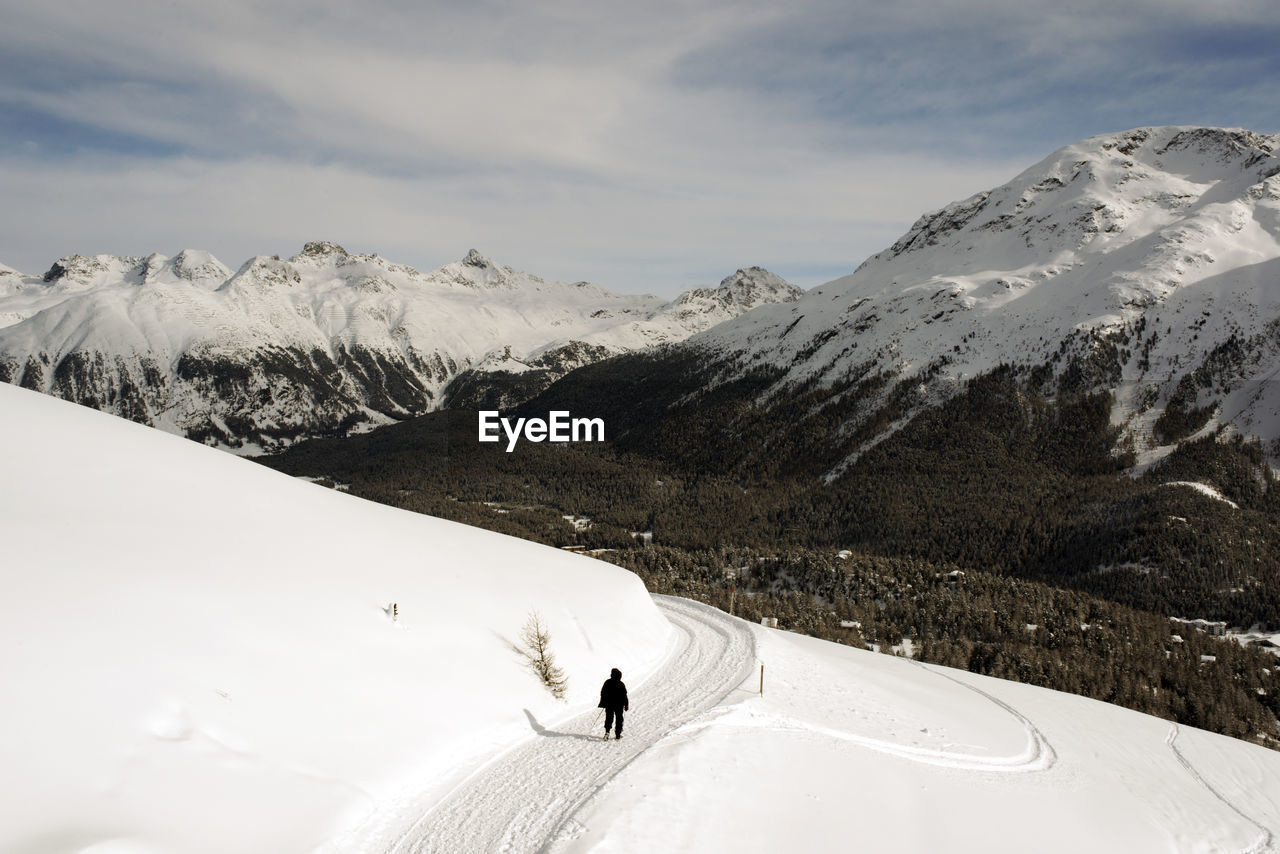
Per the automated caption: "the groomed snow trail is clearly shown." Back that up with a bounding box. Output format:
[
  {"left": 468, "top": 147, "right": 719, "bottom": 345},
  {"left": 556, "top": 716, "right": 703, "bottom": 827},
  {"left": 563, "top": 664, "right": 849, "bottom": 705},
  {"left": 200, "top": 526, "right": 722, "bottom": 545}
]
[{"left": 387, "top": 596, "right": 756, "bottom": 854}]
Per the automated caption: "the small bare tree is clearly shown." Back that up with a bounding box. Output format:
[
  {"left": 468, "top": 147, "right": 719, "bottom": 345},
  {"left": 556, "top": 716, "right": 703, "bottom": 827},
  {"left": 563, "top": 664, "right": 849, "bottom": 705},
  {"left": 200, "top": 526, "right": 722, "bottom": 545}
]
[{"left": 520, "top": 611, "right": 568, "bottom": 699}]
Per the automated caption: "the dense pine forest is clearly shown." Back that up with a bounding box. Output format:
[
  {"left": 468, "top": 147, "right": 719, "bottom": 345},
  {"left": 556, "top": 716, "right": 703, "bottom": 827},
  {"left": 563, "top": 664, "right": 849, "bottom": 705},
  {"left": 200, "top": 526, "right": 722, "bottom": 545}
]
[
  {"left": 614, "top": 546, "right": 1278, "bottom": 745},
  {"left": 259, "top": 352, "right": 1280, "bottom": 748}
]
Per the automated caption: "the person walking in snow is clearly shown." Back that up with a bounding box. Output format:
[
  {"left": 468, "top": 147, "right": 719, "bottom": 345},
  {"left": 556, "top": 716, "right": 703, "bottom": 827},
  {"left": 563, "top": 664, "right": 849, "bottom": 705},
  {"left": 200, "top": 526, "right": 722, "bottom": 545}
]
[{"left": 598, "top": 667, "right": 629, "bottom": 740}]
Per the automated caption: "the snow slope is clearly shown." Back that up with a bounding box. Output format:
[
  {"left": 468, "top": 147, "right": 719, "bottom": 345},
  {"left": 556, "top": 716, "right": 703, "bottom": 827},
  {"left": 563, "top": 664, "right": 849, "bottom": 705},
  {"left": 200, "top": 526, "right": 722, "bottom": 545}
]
[
  {"left": 558, "top": 623, "right": 1280, "bottom": 854},
  {"left": 3, "top": 381, "right": 1280, "bottom": 851},
  {"left": 0, "top": 245, "right": 801, "bottom": 451},
  {"left": 0, "top": 382, "right": 672, "bottom": 853},
  {"left": 370, "top": 597, "right": 755, "bottom": 854},
  {"left": 694, "top": 126, "right": 1280, "bottom": 467},
  {"left": 358, "top": 591, "right": 1280, "bottom": 853}
]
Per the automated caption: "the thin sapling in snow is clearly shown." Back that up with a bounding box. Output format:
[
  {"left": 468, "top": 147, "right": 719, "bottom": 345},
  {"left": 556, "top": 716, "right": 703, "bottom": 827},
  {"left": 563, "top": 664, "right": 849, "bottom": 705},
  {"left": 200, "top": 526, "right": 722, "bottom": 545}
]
[{"left": 521, "top": 611, "right": 568, "bottom": 699}]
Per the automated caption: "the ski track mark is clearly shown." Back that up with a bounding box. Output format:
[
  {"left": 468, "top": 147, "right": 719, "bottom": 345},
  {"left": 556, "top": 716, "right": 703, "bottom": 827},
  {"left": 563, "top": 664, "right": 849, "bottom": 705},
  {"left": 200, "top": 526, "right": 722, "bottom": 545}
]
[
  {"left": 671, "top": 656, "right": 1058, "bottom": 774},
  {"left": 385, "top": 596, "right": 756, "bottom": 854},
  {"left": 1166, "top": 724, "right": 1274, "bottom": 854},
  {"left": 905, "top": 659, "right": 1058, "bottom": 772}
]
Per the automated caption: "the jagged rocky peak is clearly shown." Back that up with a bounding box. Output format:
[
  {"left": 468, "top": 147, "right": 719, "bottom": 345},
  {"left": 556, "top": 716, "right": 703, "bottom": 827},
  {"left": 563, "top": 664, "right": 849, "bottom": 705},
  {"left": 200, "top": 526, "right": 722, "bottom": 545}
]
[
  {"left": 1086, "top": 127, "right": 1279, "bottom": 194},
  {"left": 171, "top": 249, "right": 231, "bottom": 282},
  {"left": 43, "top": 254, "right": 108, "bottom": 283},
  {"left": 141, "top": 252, "right": 170, "bottom": 283},
  {"left": 660, "top": 267, "right": 798, "bottom": 320},
  {"left": 40, "top": 253, "right": 150, "bottom": 287},
  {"left": 294, "top": 241, "right": 351, "bottom": 262},
  {"left": 443, "top": 249, "right": 523, "bottom": 289},
  {"left": 462, "top": 248, "right": 491, "bottom": 268},
  {"left": 39, "top": 250, "right": 234, "bottom": 289},
  {"left": 1132, "top": 126, "right": 1276, "bottom": 164},
  {"left": 226, "top": 254, "right": 302, "bottom": 288},
  {"left": 1070, "top": 126, "right": 1278, "bottom": 183},
  {"left": 669, "top": 266, "right": 803, "bottom": 310},
  {"left": 36, "top": 250, "right": 233, "bottom": 288},
  {"left": 718, "top": 266, "right": 803, "bottom": 297}
]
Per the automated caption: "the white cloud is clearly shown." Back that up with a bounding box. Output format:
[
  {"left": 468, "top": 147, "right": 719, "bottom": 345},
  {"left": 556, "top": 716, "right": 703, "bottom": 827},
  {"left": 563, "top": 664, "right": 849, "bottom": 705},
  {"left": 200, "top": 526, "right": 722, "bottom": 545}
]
[{"left": 0, "top": 0, "right": 1274, "bottom": 295}]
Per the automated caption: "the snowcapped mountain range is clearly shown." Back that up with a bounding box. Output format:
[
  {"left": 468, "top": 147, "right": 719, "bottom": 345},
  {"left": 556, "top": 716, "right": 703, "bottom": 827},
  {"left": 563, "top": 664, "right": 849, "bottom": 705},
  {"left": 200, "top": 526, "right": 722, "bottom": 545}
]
[
  {"left": 0, "top": 243, "right": 801, "bottom": 450},
  {"left": 695, "top": 126, "right": 1280, "bottom": 469},
  {"left": 5, "top": 125, "right": 1278, "bottom": 470}
]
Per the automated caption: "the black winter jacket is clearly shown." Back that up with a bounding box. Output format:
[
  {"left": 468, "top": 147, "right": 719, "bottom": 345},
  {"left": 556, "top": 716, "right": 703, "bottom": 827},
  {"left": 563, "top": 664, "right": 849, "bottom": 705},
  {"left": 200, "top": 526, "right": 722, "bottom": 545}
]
[{"left": 599, "top": 674, "right": 628, "bottom": 711}]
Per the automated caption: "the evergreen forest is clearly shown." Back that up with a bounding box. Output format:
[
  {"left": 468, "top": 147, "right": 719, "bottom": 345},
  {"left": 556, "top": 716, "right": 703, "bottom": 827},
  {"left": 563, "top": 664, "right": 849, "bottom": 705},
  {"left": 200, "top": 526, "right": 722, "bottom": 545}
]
[{"left": 259, "top": 351, "right": 1280, "bottom": 748}]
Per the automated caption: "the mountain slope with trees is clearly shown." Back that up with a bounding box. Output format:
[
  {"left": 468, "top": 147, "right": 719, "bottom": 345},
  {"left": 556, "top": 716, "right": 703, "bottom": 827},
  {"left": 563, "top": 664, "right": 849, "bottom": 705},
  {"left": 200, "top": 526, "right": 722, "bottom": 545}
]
[{"left": 261, "top": 127, "right": 1280, "bottom": 747}]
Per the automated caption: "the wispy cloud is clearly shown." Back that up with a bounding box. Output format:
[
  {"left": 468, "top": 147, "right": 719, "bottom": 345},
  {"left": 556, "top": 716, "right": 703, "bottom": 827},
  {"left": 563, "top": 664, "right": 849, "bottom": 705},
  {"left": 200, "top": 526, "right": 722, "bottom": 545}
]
[{"left": 1, "top": 0, "right": 1275, "bottom": 295}]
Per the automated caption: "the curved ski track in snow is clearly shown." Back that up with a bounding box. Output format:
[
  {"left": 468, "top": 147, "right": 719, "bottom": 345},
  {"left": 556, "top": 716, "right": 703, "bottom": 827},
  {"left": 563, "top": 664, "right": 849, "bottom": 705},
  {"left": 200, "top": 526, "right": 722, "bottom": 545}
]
[
  {"left": 386, "top": 596, "right": 756, "bottom": 854},
  {"left": 902, "top": 659, "right": 1058, "bottom": 772},
  {"left": 1166, "top": 724, "right": 1274, "bottom": 854},
  {"left": 684, "top": 657, "right": 1057, "bottom": 774}
]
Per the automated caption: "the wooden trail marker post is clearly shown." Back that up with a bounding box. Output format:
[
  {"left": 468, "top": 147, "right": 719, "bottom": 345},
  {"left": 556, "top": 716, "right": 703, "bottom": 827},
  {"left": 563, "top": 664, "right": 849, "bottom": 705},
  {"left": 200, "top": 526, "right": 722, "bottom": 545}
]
[{"left": 759, "top": 663, "right": 764, "bottom": 695}]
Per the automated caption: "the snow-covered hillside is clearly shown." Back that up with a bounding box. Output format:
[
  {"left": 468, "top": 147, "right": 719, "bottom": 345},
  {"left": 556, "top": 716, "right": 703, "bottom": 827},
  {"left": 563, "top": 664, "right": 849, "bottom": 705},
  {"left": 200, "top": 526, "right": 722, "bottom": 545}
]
[
  {"left": 559, "top": 624, "right": 1280, "bottom": 854},
  {"left": 0, "top": 244, "right": 801, "bottom": 451},
  {"left": 696, "top": 126, "right": 1280, "bottom": 468},
  {"left": 4, "top": 381, "right": 1279, "bottom": 853},
  {"left": 0, "top": 382, "right": 672, "bottom": 852}
]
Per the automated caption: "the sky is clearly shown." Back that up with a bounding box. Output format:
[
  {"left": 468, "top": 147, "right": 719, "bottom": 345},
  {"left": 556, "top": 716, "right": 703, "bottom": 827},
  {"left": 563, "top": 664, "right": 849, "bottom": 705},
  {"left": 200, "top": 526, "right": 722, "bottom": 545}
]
[{"left": 1, "top": 0, "right": 1277, "bottom": 297}]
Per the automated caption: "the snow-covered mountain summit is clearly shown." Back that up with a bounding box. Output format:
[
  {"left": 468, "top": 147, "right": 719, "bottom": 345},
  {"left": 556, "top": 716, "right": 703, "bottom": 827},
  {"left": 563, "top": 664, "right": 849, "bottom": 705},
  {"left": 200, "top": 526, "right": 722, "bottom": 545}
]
[
  {"left": 0, "top": 244, "right": 800, "bottom": 450},
  {"left": 696, "top": 126, "right": 1280, "bottom": 465},
  {"left": 665, "top": 266, "right": 803, "bottom": 318},
  {"left": 434, "top": 265, "right": 803, "bottom": 411}
]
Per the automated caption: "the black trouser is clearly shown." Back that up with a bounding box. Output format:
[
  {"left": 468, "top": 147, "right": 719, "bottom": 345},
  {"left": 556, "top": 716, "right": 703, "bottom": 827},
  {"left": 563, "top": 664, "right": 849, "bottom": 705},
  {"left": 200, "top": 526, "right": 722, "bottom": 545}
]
[{"left": 604, "top": 706, "right": 624, "bottom": 736}]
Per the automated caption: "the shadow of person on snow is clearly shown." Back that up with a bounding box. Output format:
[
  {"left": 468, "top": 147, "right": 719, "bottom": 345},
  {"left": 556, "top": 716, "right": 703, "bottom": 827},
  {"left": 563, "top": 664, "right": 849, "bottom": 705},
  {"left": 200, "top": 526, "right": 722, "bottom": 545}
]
[{"left": 523, "top": 708, "right": 604, "bottom": 742}]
